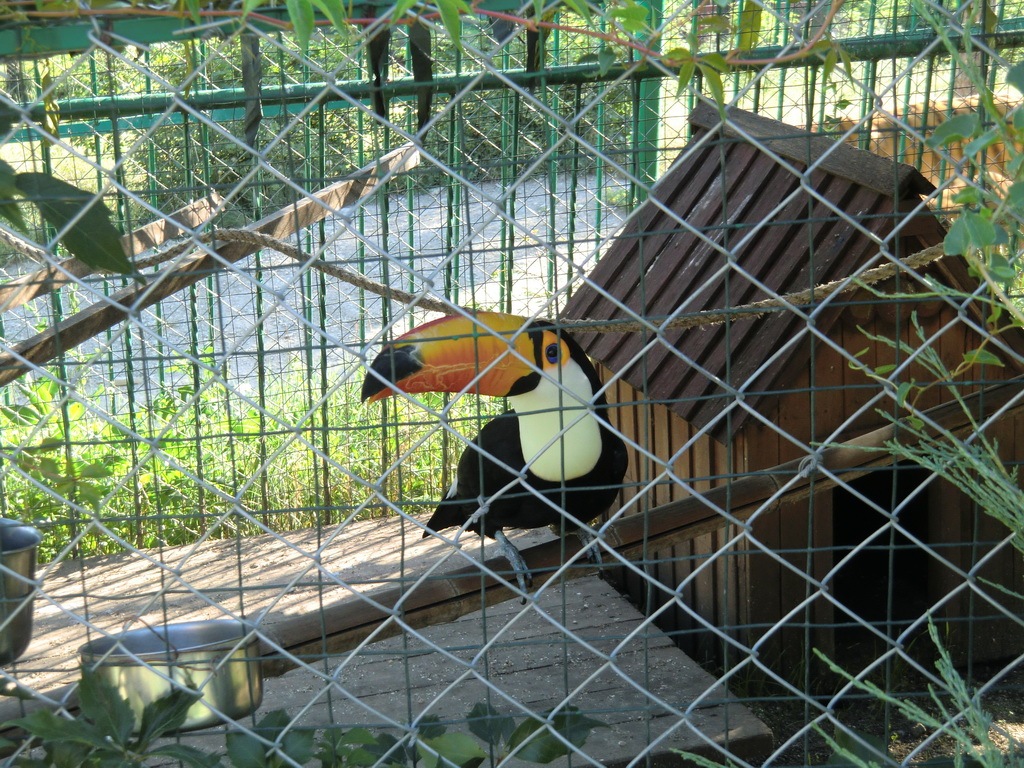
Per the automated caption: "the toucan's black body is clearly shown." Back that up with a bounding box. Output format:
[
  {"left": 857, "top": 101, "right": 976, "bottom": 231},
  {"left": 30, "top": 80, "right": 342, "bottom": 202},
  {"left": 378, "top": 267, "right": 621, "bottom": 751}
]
[
  {"left": 362, "top": 312, "right": 628, "bottom": 590},
  {"left": 426, "top": 390, "right": 628, "bottom": 539}
]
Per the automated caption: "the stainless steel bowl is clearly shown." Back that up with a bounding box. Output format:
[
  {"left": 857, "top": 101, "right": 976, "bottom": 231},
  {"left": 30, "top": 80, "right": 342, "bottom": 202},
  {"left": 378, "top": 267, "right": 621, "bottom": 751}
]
[
  {"left": 0, "top": 519, "right": 42, "bottom": 666},
  {"left": 79, "top": 620, "right": 263, "bottom": 731}
]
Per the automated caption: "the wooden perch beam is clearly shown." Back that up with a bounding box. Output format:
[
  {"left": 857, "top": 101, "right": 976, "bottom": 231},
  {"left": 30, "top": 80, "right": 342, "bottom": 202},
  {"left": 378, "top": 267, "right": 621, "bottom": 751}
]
[
  {"left": 260, "top": 374, "right": 1024, "bottom": 675},
  {"left": 0, "top": 144, "right": 420, "bottom": 388}
]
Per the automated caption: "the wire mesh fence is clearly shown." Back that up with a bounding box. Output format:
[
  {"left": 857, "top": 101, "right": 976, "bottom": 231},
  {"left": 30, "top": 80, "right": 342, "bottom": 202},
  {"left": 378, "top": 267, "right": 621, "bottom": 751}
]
[{"left": 0, "top": 0, "right": 1022, "bottom": 765}]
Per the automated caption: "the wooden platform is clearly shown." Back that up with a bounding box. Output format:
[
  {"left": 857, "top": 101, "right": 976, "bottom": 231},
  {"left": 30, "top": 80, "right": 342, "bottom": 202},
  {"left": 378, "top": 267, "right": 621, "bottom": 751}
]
[{"left": 3, "top": 518, "right": 771, "bottom": 764}]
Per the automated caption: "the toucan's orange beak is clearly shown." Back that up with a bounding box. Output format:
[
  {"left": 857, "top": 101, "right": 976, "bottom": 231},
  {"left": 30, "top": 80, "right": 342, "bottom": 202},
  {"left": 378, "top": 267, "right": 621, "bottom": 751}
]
[{"left": 361, "top": 312, "right": 536, "bottom": 403}]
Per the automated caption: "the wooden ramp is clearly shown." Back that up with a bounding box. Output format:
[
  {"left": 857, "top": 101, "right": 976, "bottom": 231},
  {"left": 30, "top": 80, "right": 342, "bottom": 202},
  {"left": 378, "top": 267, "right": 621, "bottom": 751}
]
[
  {"left": 245, "top": 576, "right": 772, "bottom": 767},
  {"left": 3, "top": 517, "right": 770, "bottom": 764}
]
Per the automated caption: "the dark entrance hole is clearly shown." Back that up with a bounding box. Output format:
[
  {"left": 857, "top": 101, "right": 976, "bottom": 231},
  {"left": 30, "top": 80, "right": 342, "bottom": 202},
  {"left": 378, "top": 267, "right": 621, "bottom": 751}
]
[{"left": 832, "top": 464, "right": 931, "bottom": 635}]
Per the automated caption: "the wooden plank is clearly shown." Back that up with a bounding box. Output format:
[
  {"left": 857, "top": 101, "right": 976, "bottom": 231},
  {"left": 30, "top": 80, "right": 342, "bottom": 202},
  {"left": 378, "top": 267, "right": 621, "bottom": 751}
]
[
  {"left": 0, "top": 193, "right": 223, "bottom": 314},
  {"left": 0, "top": 144, "right": 419, "bottom": 387}
]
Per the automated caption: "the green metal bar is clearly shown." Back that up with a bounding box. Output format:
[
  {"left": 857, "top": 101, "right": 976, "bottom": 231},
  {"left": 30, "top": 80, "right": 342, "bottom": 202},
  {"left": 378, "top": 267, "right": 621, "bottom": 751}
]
[
  {"left": 634, "top": 0, "right": 661, "bottom": 190},
  {"left": 23, "top": 18, "right": 1024, "bottom": 123}
]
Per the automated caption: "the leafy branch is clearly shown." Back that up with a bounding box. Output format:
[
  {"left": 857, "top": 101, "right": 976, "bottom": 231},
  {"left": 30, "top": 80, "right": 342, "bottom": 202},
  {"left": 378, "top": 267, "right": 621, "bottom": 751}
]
[
  {"left": 911, "top": 0, "right": 1024, "bottom": 328},
  {"left": 9, "top": 0, "right": 848, "bottom": 91},
  {"left": 0, "top": 109, "right": 132, "bottom": 276}
]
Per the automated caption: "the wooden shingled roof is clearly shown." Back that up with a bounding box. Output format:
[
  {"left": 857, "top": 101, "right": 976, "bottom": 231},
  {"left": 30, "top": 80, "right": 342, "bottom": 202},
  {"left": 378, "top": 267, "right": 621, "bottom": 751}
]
[{"left": 563, "top": 103, "right": 955, "bottom": 439}]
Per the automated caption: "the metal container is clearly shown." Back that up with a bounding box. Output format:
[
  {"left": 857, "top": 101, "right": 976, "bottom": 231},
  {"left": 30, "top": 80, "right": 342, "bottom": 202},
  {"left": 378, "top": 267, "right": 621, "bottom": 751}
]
[
  {"left": 0, "top": 519, "right": 42, "bottom": 666},
  {"left": 79, "top": 620, "right": 263, "bottom": 731}
]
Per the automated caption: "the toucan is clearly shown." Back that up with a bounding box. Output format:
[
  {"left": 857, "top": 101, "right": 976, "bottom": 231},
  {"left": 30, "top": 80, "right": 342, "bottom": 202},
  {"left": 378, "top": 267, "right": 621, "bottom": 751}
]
[{"left": 361, "top": 311, "right": 628, "bottom": 593}]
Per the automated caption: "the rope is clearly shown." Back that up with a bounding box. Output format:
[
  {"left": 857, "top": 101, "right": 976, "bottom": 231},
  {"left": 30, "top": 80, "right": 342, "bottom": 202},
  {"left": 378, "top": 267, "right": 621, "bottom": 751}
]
[
  {"left": 195, "top": 229, "right": 948, "bottom": 335},
  {"left": 563, "top": 244, "right": 949, "bottom": 334}
]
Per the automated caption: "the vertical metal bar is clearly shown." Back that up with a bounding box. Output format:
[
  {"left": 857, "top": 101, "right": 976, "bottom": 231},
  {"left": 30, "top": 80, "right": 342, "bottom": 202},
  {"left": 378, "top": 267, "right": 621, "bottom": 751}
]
[{"left": 634, "top": 0, "right": 662, "bottom": 192}]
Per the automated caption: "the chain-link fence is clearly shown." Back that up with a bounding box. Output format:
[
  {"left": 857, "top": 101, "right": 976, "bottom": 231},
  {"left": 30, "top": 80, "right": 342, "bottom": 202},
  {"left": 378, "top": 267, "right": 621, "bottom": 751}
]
[{"left": 0, "top": 0, "right": 1022, "bottom": 765}]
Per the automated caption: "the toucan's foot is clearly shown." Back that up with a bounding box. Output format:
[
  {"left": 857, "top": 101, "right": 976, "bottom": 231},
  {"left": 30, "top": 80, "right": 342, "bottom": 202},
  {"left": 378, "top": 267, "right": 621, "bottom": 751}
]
[
  {"left": 495, "top": 530, "right": 532, "bottom": 597},
  {"left": 577, "top": 527, "right": 604, "bottom": 572}
]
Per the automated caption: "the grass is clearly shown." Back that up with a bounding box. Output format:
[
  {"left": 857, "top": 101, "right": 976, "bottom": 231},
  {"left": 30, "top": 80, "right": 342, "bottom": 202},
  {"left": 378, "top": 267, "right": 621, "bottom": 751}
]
[{"left": 0, "top": 365, "right": 505, "bottom": 563}]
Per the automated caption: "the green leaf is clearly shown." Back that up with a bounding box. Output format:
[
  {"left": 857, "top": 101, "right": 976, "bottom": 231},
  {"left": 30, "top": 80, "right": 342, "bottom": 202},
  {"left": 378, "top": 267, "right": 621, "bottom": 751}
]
[
  {"left": 549, "top": 708, "right": 604, "bottom": 749},
  {"left": 417, "top": 715, "right": 446, "bottom": 740},
  {"left": 254, "top": 709, "right": 290, "bottom": 735},
  {"left": 467, "top": 702, "right": 515, "bottom": 747},
  {"left": 436, "top": 0, "right": 470, "bottom": 50},
  {"left": 308, "top": 0, "right": 347, "bottom": 31},
  {"left": 508, "top": 727, "right": 570, "bottom": 763},
  {"left": 610, "top": 1, "right": 648, "bottom": 33},
  {"left": 963, "top": 126, "right": 1000, "bottom": 158},
  {"left": 507, "top": 716, "right": 545, "bottom": 752},
  {"left": 697, "top": 61, "right": 726, "bottom": 110},
  {"left": 943, "top": 215, "right": 970, "bottom": 255},
  {"left": 507, "top": 714, "right": 594, "bottom": 764},
  {"left": 664, "top": 48, "right": 695, "bottom": 94},
  {"left": 285, "top": 0, "right": 315, "bottom": 50},
  {"left": 822, "top": 46, "right": 837, "bottom": 85},
  {"left": 135, "top": 686, "right": 202, "bottom": 746},
  {"left": 11, "top": 709, "right": 111, "bottom": 751},
  {"left": 45, "top": 740, "right": 95, "bottom": 768},
  {"left": 736, "top": 0, "right": 762, "bottom": 51},
  {"left": 597, "top": 46, "right": 617, "bottom": 76},
  {"left": 419, "top": 733, "right": 486, "bottom": 768},
  {"left": 962, "top": 347, "right": 1004, "bottom": 368},
  {"left": 146, "top": 743, "right": 222, "bottom": 768},
  {"left": 280, "top": 727, "right": 316, "bottom": 766},
  {"left": 951, "top": 187, "right": 982, "bottom": 206},
  {"left": 962, "top": 209, "right": 997, "bottom": 249},
  {"left": 77, "top": 665, "right": 136, "bottom": 745},
  {"left": 557, "top": 0, "right": 591, "bottom": 27},
  {"left": 925, "top": 112, "right": 981, "bottom": 148},
  {"left": 14, "top": 173, "right": 131, "bottom": 274},
  {"left": 1006, "top": 181, "right": 1024, "bottom": 209},
  {"left": 988, "top": 252, "right": 1016, "bottom": 284},
  {"left": 895, "top": 381, "right": 913, "bottom": 407},
  {"left": 319, "top": 728, "right": 390, "bottom": 768},
  {"left": 837, "top": 44, "right": 854, "bottom": 77},
  {"left": 226, "top": 730, "right": 269, "bottom": 768}
]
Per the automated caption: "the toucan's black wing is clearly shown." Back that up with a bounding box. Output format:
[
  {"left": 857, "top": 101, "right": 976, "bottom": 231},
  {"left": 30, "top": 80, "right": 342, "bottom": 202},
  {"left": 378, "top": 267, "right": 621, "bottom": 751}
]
[
  {"left": 368, "top": 25, "right": 391, "bottom": 121},
  {"left": 424, "top": 413, "right": 525, "bottom": 536},
  {"left": 408, "top": 18, "right": 433, "bottom": 131}
]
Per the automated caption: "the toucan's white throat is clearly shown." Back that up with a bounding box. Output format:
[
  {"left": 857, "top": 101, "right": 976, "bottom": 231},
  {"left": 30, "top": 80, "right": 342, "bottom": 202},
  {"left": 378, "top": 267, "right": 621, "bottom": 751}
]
[{"left": 508, "top": 357, "right": 603, "bottom": 482}]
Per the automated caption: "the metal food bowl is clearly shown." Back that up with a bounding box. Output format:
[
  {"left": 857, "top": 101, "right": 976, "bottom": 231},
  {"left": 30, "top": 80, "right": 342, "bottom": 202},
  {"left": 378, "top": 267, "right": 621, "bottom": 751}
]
[
  {"left": 79, "top": 620, "right": 263, "bottom": 732},
  {"left": 0, "top": 519, "right": 42, "bottom": 666}
]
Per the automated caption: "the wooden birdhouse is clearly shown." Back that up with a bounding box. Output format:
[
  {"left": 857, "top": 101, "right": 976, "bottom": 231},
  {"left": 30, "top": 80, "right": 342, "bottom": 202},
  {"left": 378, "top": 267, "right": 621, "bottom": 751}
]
[{"left": 564, "top": 103, "right": 1024, "bottom": 669}]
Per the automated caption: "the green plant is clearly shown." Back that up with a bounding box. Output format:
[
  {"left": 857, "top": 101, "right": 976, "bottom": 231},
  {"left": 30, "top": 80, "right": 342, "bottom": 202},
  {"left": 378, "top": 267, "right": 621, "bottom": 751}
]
[
  {"left": 1, "top": 665, "right": 603, "bottom": 768},
  {"left": 226, "top": 710, "right": 316, "bottom": 768},
  {"left": 1, "top": 666, "right": 216, "bottom": 767},
  {"left": 814, "top": 622, "right": 1022, "bottom": 768},
  {"left": 0, "top": 365, "right": 506, "bottom": 562},
  {"left": 306, "top": 703, "right": 604, "bottom": 768},
  {"left": 913, "top": 2, "right": 1024, "bottom": 327}
]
